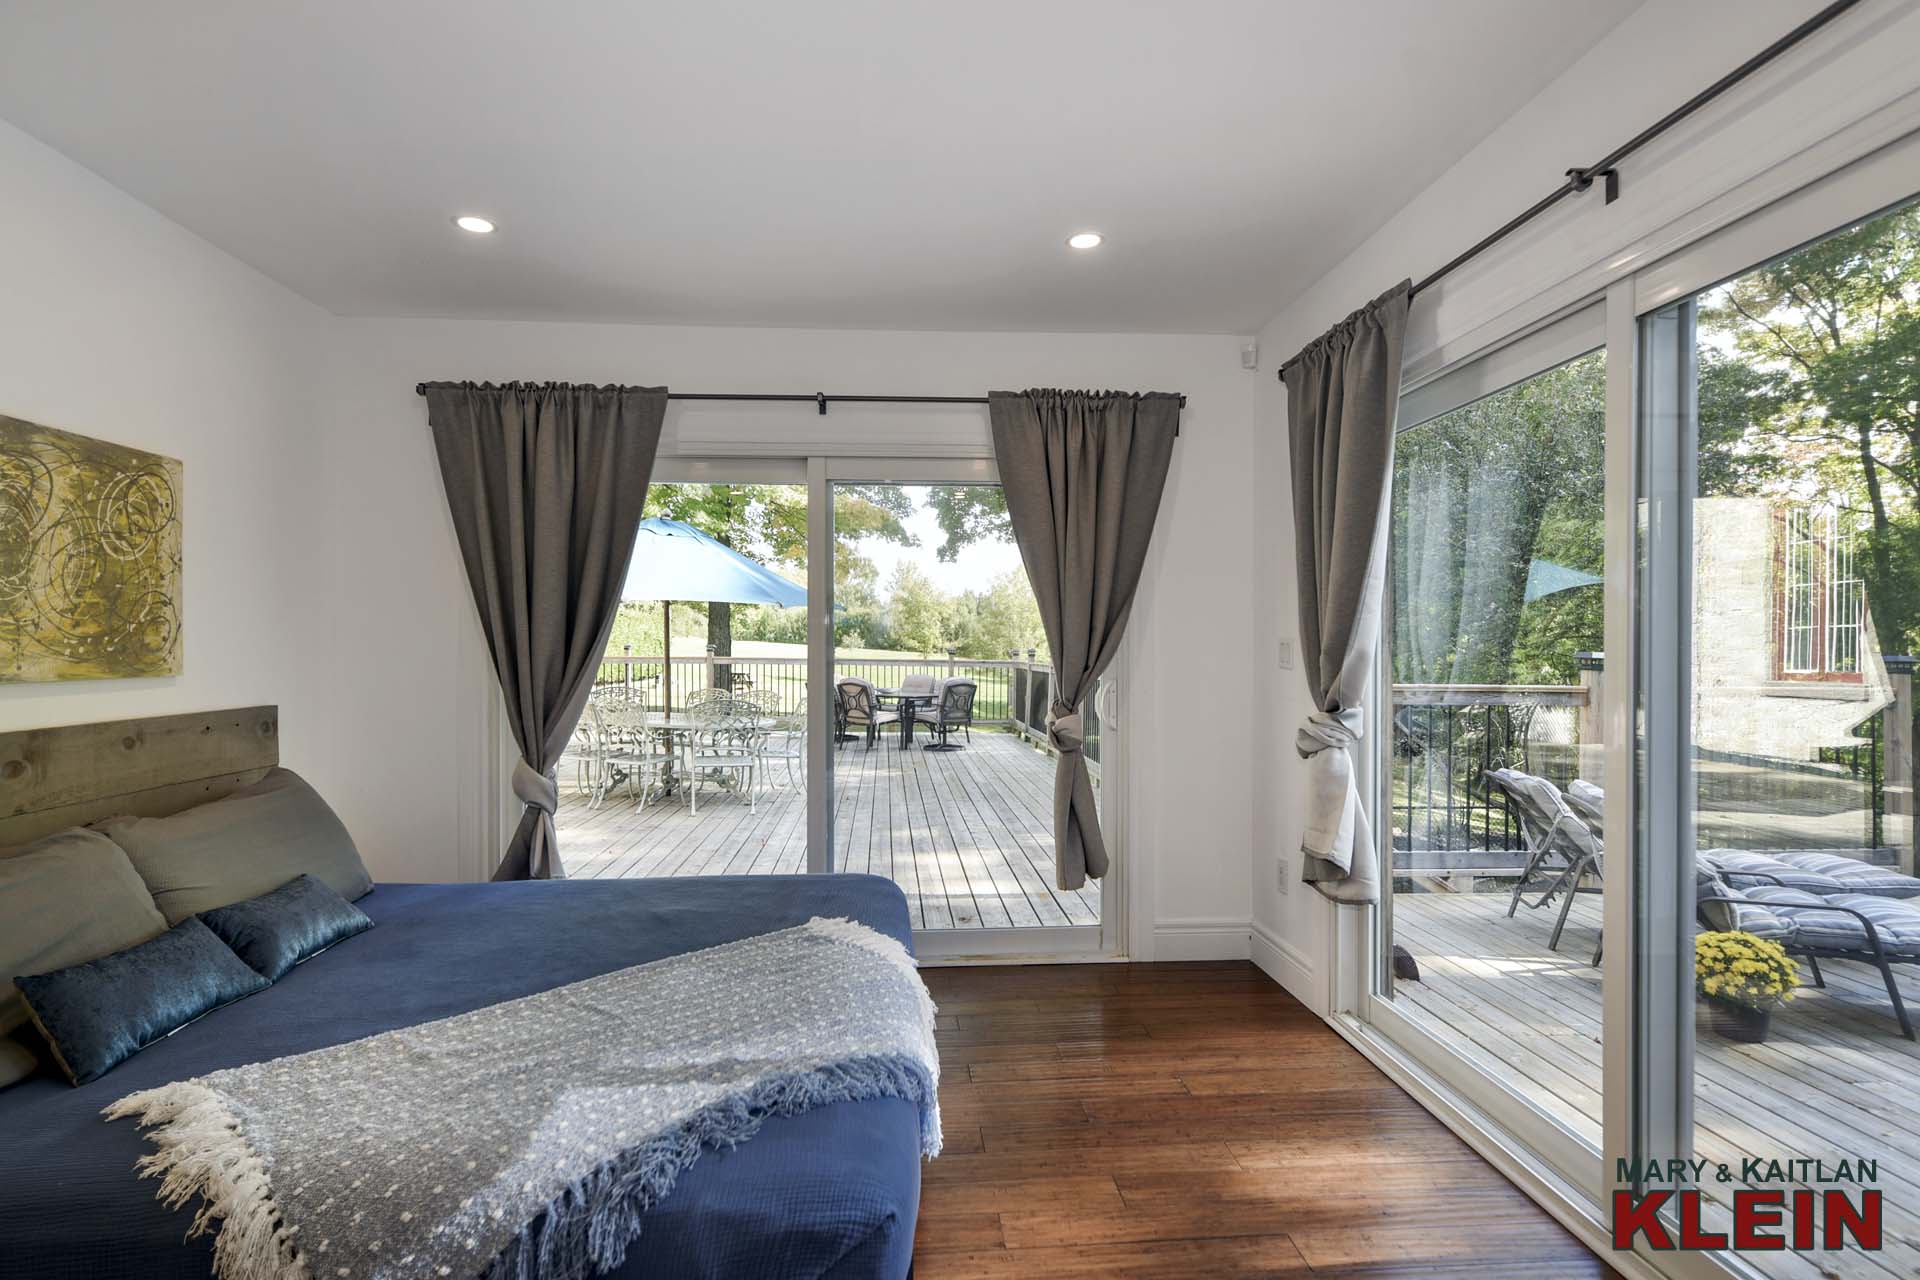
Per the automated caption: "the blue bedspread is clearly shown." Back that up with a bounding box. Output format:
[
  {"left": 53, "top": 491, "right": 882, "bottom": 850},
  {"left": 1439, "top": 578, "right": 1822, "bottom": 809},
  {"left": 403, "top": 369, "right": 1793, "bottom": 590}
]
[{"left": 0, "top": 875, "right": 922, "bottom": 1280}]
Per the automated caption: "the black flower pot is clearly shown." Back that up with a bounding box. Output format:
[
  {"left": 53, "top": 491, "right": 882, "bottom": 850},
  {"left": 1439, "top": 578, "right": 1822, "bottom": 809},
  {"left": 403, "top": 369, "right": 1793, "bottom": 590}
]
[{"left": 1707, "top": 998, "right": 1770, "bottom": 1043}]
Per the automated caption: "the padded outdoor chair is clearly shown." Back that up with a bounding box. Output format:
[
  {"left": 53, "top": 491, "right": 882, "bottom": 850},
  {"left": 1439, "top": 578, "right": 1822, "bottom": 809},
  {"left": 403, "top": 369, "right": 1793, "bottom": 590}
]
[
  {"left": 1484, "top": 767, "right": 1603, "bottom": 954},
  {"left": 917, "top": 679, "right": 977, "bottom": 751},
  {"left": 1696, "top": 857, "right": 1920, "bottom": 1039},
  {"left": 835, "top": 678, "right": 897, "bottom": 750}
]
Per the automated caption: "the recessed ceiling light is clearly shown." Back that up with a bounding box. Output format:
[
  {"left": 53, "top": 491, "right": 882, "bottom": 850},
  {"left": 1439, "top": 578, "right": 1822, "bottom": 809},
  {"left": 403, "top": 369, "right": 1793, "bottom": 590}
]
[
  {"left": 453, "top": 215, "right": 496, "bottom": 234},
  {"left": 1066, "top": 231, "right": 1104, "bottom": 250}
]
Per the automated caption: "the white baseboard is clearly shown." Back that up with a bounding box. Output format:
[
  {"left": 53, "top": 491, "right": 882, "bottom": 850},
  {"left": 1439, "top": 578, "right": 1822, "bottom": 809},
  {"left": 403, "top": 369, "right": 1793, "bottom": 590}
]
[
  {"left": 1151, "top": 916, "right": 1250, "bottom": 961},
  {"left": 1250, "top": 918, "right": 1321, "bottom": 1010}
]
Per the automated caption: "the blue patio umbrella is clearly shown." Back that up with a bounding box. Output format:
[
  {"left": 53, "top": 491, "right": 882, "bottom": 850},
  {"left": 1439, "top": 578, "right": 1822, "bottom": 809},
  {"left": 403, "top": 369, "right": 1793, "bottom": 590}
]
[
  {"left": 1523, "top": 558, "right": 1603, "bottom": 603},
  {"left": 622, "top": 518, "right": 807, "bottom": 714}
]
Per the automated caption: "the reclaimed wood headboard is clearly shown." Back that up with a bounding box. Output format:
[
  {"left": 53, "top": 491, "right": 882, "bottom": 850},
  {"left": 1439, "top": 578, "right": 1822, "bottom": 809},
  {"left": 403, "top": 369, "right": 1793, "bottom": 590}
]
[{"left": 0, "top": 706, "right": 278, "bottom": 847}]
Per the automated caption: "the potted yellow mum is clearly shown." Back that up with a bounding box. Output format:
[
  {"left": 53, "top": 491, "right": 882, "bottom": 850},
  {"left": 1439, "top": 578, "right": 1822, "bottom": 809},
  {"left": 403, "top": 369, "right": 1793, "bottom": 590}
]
[{"left": 1695, "top": 930, "right": 1798, "bottom": 1043}]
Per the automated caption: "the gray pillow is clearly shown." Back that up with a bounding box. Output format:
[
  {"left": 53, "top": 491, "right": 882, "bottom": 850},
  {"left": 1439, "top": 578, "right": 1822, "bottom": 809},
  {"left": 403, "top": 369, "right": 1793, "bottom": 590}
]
[
  {"left": 0, "top": 829, "right": 168, "bottom": 1038},
  {"left": 1, "top": 1032, "right": 41, "bottom": 1089},
  {"left": 95, "top": 768, "right": 372, "bottom": 925}
]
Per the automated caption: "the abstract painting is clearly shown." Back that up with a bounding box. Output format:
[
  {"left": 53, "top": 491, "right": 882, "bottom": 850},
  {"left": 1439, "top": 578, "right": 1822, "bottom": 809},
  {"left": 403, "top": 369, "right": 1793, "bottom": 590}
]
[{"left": 0, "top": 414, "right": 182, "bottom": 681}]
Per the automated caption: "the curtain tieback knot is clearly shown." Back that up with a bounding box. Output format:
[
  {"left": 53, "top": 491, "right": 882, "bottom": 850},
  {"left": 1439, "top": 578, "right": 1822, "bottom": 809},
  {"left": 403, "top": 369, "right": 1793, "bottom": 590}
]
[
  {"left": 1297, "top": 707, "right": 1363, "bottom": 759},
  {"left": 512, "top": 759, "right": 559, "bottom": 817},
  {"left": 1046, "top": 703, "right": 1084, "bottom": 754}
]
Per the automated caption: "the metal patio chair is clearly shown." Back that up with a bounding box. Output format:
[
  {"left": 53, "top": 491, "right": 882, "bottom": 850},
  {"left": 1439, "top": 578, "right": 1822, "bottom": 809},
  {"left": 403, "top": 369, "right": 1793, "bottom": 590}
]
[
  {"left": 836, "top": 678, "right": 896, "bottom": 750},
  {"left": 917, "top": 679, "right": 977, "bottom": 751}
]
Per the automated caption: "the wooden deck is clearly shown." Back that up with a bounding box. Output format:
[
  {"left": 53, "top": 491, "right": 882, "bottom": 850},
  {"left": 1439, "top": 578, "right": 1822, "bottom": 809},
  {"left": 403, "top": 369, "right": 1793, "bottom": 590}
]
[
  {"left": 1393, "top": 891, "right": 1919, "bottom": 1279},
  {"left": 557, "top": 728, "right": 1100, "bottom": 931}
]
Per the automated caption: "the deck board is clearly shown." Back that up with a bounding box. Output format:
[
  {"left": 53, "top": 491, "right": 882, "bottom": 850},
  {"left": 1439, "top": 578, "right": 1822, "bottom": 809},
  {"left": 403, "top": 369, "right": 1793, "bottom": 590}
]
[
  {"left": 1392, "top": 891, "right": 1918, "bottom": 1279},
  {"left": 559, "top": 728, "right": 1100, "bottom": 929}
]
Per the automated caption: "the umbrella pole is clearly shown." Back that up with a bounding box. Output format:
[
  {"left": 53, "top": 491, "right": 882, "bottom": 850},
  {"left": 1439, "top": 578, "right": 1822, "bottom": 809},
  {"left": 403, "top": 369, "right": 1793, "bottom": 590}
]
[{"left": 663, "top": 601, "right": 672, "bottom": 717}]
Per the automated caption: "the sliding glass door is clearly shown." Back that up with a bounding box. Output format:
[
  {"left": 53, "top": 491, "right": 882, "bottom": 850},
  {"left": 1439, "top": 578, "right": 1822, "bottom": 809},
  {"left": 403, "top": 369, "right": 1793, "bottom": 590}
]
[
  {"left": 1626, "top": 193, "right": 1920, "bottom": 1279},
  {"left": 1372, "top": 308, "right": 1611, "bottom": 1185},
  {"left": 822, "top": 459, "right": 1117, "bottom": 959},
  {"left": 554, "top": 454, "right": 1122, "bottom": 959},
  {"left": 1362, "top": 134, "right": 1920, "bottom": 1276},
  {"left": 556, "top": 461, "right": 814, "bottom": 878}
]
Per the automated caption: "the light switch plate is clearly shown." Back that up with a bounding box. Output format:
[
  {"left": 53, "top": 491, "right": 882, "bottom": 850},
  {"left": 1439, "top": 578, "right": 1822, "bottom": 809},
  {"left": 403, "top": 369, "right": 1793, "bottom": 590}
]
[
  {"left": 1276, "top": 854, "right": 1289, "bottom": 894},
  {"left": 1277, "top": 639, "right": 1294, "bottom": 669}
]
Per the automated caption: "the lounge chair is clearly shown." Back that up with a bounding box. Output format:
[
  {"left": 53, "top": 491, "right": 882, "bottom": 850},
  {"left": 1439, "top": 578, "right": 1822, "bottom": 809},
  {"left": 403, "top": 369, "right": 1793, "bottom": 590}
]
[
  {"left": 1696, "top": 858, "right": 1920, "bottom": 1039},
  {"left": 1484, "top": 768, "right": 1603, "bottom": 952}
]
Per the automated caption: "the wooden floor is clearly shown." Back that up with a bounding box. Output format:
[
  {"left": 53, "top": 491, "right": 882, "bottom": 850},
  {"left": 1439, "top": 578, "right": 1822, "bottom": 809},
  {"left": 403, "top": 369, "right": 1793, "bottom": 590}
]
[
  {"left": 557, "top": 729, "right": 1101, "bottom": 930},
  {"left": 1394, "top": 891, "right": 1917, "bottom": 1280},
  {"left": 912, "top": 961, "right": 1616, "bottom": 1278}
]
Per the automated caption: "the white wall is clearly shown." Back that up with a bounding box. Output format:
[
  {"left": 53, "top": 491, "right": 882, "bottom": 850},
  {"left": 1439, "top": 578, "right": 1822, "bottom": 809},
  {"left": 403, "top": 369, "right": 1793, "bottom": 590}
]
[
  {"left": 0, "top": 102, "right": 1258, "bottom": 954},
  {"left": 316, "top": 321, "right": 1260, "bottom": 954},
  {"left": 0, "top": 119, "right": 331, "bottom": 761},
  {"left": 1249, "top": 0, "right": 1920, "bottom": 1009}
]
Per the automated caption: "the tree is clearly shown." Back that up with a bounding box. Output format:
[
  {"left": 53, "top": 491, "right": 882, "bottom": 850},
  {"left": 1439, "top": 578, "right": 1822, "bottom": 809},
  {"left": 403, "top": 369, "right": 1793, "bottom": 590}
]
[
  {"left": 887, "top": 564, "right": 949, "bottom": 655},
  {"left": 1391, "top": 352, "right": 1605, "bottom": 685},
  {"left": 965, "top": 570, "right": 1048, "bottom": 660},
  {"left": 925, "top": 487, "right": 1010, "bottom": 561},
  {"left": 641, "top": 482, "right": 915, "bottom": 667},
  {"left": 1700, "top": 204, "right": 1920, "bottom": 649}
]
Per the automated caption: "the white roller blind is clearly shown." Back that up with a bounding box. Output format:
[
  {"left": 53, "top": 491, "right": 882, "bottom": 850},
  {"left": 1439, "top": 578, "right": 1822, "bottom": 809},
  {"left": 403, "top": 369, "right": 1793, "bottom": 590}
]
[{"left": 1397, "top": 301, "right": 1604, "bottom": 433}]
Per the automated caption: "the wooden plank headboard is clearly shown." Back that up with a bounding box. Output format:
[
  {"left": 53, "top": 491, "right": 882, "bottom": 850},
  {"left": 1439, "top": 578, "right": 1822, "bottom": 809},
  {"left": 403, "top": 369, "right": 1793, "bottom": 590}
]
[{"left": 0, "top": 706, "right": 279, "bottom": 848}]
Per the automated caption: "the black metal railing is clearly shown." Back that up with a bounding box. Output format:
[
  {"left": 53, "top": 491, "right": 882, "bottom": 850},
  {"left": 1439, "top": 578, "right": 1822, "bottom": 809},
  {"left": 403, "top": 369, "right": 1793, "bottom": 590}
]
[
  {"left": 1394, "top": 682, "right": 1898, "bottom": 873},
  {"left": 1392, "top": 689, "right": 1584, "bottom": 870},
  {"left": 591, "top": 653, "right": 1023, "bottom": 723}
]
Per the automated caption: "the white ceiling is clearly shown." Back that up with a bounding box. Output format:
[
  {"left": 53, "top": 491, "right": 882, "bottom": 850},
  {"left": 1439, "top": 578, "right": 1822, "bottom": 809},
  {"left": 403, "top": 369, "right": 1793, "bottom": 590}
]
[{"left": 0, "top": 1, "right": 1638, "bottom": 333}]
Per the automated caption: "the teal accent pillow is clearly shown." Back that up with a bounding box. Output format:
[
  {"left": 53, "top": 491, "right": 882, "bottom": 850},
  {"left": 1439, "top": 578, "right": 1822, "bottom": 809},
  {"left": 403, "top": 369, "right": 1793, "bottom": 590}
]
[
  {"left": 198, "top": 874, "right": 373, "bottom": 981},
  {"left": 15, "top": 917, "right": 270, "bottom": 1086},
  {"left": 1, "top": 828, "right": 168, "bottom": 1040}
]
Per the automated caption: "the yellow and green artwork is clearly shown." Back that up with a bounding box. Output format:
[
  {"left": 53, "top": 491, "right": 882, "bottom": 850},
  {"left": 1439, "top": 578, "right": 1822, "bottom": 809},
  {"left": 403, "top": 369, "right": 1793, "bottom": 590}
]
[{"left": 0, "top": 414, "right": 182, "bottom": 682}]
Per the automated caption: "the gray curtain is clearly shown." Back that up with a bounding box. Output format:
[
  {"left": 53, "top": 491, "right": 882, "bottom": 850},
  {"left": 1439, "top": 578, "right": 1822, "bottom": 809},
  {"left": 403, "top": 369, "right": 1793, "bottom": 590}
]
[
  {"left": 988, "top": 390, "right": 1181, "bottom": 890},
  {"left": 423, "top": 381, "right": 667, "bottom": 880},
  {"left": 1283, "top": 282, "right": 1411, "bottom": 904}
]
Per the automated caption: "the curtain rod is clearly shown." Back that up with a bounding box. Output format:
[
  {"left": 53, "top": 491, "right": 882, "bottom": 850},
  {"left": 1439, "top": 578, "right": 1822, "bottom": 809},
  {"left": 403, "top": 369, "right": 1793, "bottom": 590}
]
[
  {"left": 413, "top": 388, "right": 1186, "bottom": 428},
  {"left": 1405, "top": 0, "right": 1863, "bottom": 302}
]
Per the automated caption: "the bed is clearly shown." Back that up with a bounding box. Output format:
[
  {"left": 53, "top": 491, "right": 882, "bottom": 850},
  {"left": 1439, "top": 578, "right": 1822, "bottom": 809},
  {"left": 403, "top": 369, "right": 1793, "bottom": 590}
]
[{"left": 0, "top": 710, "right": 924, "bottom": 1280}]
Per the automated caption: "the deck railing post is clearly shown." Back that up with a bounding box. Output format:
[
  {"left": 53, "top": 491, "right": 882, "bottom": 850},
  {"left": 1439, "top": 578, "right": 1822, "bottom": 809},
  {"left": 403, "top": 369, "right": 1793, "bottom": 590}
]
[
  {"left": 623, "top": 645, "right": 632, "bottom": 697},
  {"left": 1886, "top": 654, "right": 1916, "bottom": 875},
  {"left": 1575, "top": 651, "right": 1603, "bottom": 785}
]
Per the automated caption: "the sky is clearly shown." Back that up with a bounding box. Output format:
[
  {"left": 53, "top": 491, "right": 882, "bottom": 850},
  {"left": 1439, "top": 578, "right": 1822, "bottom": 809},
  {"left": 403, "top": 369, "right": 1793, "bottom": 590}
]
[{"left": 854, "top": 485, "right": 1025, "bottom": 596}]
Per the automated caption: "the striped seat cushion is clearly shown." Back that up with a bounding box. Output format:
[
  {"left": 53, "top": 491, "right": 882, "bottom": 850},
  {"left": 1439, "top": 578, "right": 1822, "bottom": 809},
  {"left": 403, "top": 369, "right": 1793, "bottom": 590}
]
[
  {"left": 1695, "top": 871, "right": 1795, "bottom": 942},
  {"left": 1698, "top": 849, "right": 1846, "bottom": 895},
  {"left": 1774, "top": 852, "right": 1920, "bottom": 899},
  {"left": 1826, "top": 894, "right": 1920, "bottom": 952},
  {"left": 1739, "top": 886, "right": 1872, "bottom": 951}
]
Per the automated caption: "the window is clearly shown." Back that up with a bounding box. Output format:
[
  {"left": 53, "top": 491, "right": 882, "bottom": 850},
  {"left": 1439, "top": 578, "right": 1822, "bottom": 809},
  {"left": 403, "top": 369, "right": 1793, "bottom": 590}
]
[
  {"left": 1778, "top": 504, "right": 1863, "bottom": 678},
  {"left": 1783, "top": 506, "right": 1818, "bottom": 672}
]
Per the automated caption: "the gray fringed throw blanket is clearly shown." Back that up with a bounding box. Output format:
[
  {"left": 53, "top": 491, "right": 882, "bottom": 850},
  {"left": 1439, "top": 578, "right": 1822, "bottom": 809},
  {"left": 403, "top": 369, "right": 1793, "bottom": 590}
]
[{"left": 106, "top": 918, "right": 941, "bottom": 1280}]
